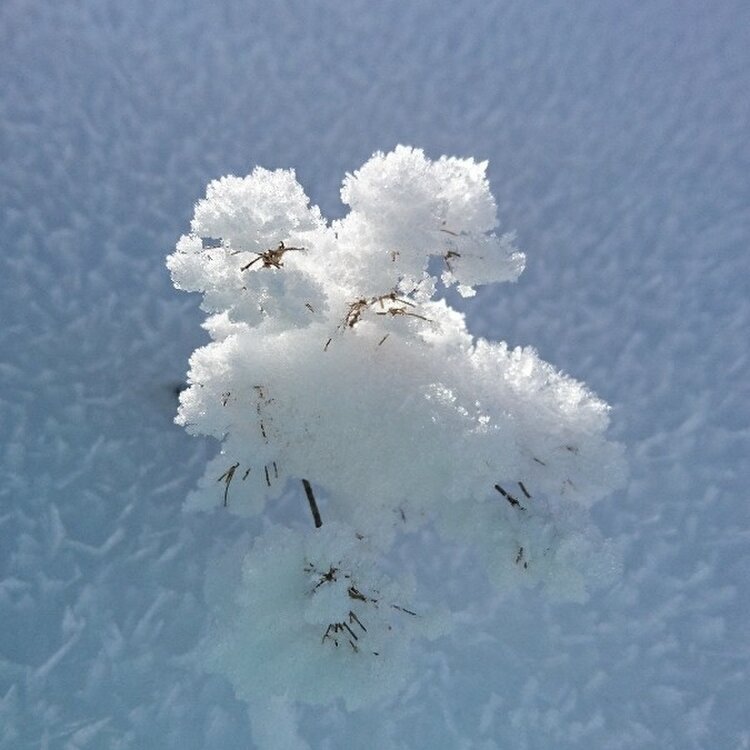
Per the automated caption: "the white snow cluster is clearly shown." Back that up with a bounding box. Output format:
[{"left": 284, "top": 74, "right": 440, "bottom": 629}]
[
  {"left": 202, "top": 523, "right": 445, "bottom": 711},
  {"left": 167, "top": 146, "right": 626, "bottom": 707}
]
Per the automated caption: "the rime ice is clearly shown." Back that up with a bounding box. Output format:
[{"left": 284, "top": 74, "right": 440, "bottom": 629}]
[
  {"left": 167, "top": 146, "right": 626, "bottom": 706},
  {"left": 202, "top": 524, "right": 445, "bottom": 710}
]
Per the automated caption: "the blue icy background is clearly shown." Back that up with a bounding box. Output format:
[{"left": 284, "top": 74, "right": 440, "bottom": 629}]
[{"left": 2, "top": 1, "right": 748, "bottom": 747}]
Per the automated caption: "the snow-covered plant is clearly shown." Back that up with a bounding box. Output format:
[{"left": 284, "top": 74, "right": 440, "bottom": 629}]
[
  {"left": 167, "top": 146, "right": 626, "bottom": 708},
  {"left": 202, "top": 523, "right": 445, "bottom": 710}
]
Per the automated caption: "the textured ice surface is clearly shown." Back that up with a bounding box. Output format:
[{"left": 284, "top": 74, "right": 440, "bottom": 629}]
[{"left": 1, "top": 0, "right": 748, "bottom": 747}]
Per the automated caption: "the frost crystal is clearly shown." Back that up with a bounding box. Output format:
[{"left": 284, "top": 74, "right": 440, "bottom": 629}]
[{"left": 167, "top": 145, "right": 626, "bottom": 707}]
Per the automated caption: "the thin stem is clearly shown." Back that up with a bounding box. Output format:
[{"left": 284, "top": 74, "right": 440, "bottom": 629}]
[{"left": 302, "top": 479, "right": 323, "bottom": 528}]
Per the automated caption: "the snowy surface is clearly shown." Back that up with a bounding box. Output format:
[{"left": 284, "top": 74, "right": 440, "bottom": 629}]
[{"left": 1, "top": 1, "right": 748, "bottom": 748}]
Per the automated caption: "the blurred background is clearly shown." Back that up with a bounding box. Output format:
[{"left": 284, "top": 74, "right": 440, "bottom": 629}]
[{"left": 1, "top": 1, "right": 748, "bottom": 747}]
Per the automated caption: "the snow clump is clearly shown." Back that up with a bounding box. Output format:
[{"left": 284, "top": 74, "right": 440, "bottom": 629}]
[{"left": 167, "top": 145, "right": 626, "bottom": 708}]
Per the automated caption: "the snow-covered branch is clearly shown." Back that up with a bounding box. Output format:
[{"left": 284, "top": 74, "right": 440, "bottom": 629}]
[{"left": 167, "top": 145, "right": 626, "bottom": 707}]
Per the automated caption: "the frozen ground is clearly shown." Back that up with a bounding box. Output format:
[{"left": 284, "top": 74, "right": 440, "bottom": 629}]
[{"left": 1, "top": 1, "right": 748, "bottom": 748}]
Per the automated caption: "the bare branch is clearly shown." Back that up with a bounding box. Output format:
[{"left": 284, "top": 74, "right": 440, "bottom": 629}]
[
  {"left": 494, "top": 483, "right": 525, "bottom": 510},
  {"left": 217, "top": 462, "right": 239, "bottom": 507},
  {"left": 302, "top": 478, "right": 323, "bottom": 528},
  {"left": 240, "top": 241, "right": 305, "bottom": 271}
]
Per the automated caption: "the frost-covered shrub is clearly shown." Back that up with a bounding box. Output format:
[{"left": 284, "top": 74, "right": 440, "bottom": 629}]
[
  {"left": 202, "top": 524, "right": 446, "bottom": 710},
  {"left": 167, "top": 145, "right": 625, "bottom": 708}
]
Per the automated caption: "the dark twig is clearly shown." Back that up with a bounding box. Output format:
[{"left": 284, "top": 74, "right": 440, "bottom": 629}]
[
  {"left": 391, "top": 604, "right": 417, "bottom": 616},
  {"left": 349, "top": 610, "right": 367, "bottom": 632},
  {"left": 494, "top": 483, "right": 525, "bottom": 510},
  {"left": 347, "top": 585, "right": 370, "bottom": 603},
  {"left": 302, "top": 478, "right": 323, "bottom": 528},
  {"left": 240, "top": 241, "right": 304, "bottom": 271},
  {"left": 217, "top": 462, "right": 239, "bottom": 507}
]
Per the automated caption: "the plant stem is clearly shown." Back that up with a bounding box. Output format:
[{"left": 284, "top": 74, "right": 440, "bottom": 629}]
[{"left": 301, "top": 479, "right": 323, "bottom": 528}]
